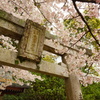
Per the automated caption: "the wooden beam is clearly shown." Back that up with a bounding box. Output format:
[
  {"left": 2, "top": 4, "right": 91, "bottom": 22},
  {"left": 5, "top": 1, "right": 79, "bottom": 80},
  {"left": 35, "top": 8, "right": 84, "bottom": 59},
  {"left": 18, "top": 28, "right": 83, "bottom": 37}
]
[
  {"left": 0, "top": 10, "right": 25, "bottom": 27},
  {"left": 0, "top": 47, "right": 69, "bottom": 78},
  {"left": 44, "top": 39, "right": 64, "bottom": 55},
  {"left": 0, "top": 18, "right": 23, "bottom": 40}
]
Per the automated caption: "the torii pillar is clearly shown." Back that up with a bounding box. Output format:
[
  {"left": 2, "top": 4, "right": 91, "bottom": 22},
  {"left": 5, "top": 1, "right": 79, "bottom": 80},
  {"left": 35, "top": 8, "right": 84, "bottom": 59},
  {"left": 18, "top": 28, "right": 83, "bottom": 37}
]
[{"left": 62, "top": 54, "right": 83, "bottom": 100}]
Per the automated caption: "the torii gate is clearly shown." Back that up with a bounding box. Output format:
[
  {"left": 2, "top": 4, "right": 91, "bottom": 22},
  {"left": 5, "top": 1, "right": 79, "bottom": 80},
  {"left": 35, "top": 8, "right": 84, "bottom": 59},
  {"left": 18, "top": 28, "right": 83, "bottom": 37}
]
[{"left": 0, "top": 10, "right": 83, "bottom": 100}]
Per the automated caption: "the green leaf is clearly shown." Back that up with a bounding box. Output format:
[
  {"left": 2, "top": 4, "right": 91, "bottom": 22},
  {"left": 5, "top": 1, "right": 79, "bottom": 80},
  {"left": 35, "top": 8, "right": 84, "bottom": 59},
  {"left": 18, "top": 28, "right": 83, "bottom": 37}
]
[
  {"left": 14, "top": 7, "right": 18, "bottom": 11},
  {"left": 15, "top": 59, "right": 19, "bottom": 65},
  {"left": 84, "top": 10, "right": 88, "bottom": 14},
  {"left": 88, "top": 18, "right": 100, "bottom": 29},
  {"left": 84, "top": 16, "right": 90, "bottom": 21},
  {"left": 85, "top": 32, "right": 92, "bottom": 39}
]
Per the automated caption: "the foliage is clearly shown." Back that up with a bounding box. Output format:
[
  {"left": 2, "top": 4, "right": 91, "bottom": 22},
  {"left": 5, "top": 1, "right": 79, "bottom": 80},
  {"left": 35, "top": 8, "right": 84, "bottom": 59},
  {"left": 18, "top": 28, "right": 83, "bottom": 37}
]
[
  {"left": 3, "top": 95, "right": 19, "bottom": 100},
  {"left": 42, "top": 55, "right": 57, "bottom": 63},
  {"left": 3, "top": 74, "right": 100, "bottom": 100},
  {"left": 82, "top": 82, "right": 100, "bottom": 100},
  {"left": 3, "top": 75, "right": 66, "bottom": 100}
]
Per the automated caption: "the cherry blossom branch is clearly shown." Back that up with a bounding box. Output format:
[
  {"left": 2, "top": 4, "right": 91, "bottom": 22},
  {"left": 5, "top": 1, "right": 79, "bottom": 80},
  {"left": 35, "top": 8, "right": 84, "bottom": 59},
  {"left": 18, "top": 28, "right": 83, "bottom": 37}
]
[
  {"left": 75, "top": 0, "right": 99, "bottom": 3},
  {"left": 61, "top": 0, "right": 67, "bottom": 8},
  {"left": 71, "top": 15, "right": 80, "bottom": 19},
  {"left": 33, "top": 0, "right": 62, "bottom": 32},
  {"left": 10, "top": 0, "right": 61, "bottom": 33},
  {"left": 72, "top": 0, "right": 100, "bottom": 47},
  {"left": 85, "top": 62, "right": 93, "bottom": 76},
  {"left": 93, "top": 52, "right": 100, "bottom": 60},
  {"left": 64, "top": 31, "right": 88, "bottom": 53},
  {"left": 37, "top": 8, "right": 62, "bottom": 32},
  {"left": 9, "top": 0, "right": 31, "bottom": 18},
  {"left": 71, "top": 31, "right": 88, "bottom": 46},
  {"left": 60, "top": 42, "right": 79, "bottom": 52},
  {"left": 59, "top": 31, "right": 94, "bottom": 55}
]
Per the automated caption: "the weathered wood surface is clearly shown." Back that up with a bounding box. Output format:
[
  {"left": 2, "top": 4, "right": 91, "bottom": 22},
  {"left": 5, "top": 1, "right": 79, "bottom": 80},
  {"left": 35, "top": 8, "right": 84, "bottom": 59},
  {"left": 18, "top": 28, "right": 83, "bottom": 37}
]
[
  {"left": 0, "top": 47, "right": 68, "bottom": 78},
  {"left": 44, "top": 39, "right": 64, "bottom": 55},
  {"left": 19, "top": 20, "right": 46, "bottom": 62},
  {"left": 0, "top": 10, "right": 25, "bottom": 27},
  {"left": 0, "top": 18, "right": 23, "bottom": 40}
]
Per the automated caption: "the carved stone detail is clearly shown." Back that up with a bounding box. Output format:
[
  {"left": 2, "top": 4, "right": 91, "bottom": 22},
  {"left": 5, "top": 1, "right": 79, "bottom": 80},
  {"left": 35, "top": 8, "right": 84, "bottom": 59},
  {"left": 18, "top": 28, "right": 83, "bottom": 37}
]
[{"left": 18, "top": 19, "right": 46, "bottom": 62}]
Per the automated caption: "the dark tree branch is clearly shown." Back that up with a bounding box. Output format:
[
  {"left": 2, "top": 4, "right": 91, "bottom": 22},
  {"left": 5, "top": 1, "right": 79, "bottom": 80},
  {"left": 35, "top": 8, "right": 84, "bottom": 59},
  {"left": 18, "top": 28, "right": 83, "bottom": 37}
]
[
  {"left": 10, "top": 0, "right": 31, "bottom": 18},
  {"left": 71, "top": 31, "right": 88, "bottom": 46},
  {"left": 61, "top": 0, "right": 67, "bottom": 9},
  {"left": 75, "top": 0, "right": 99, "bottom": 4},
  {"left": 71, "top": 15, "right": 80, "bottom": 19},
  {"left": 59, "top": 42, "right": 79, "bottom": 52},
  {"left": 64, "top": 32, "right": 87, "bottom": 53},
  {"left": 72, "top": 0, "right": 100, "bottom": 47},
  {"left": 85, "top": 62, "right": 93, "bottom": 76}
]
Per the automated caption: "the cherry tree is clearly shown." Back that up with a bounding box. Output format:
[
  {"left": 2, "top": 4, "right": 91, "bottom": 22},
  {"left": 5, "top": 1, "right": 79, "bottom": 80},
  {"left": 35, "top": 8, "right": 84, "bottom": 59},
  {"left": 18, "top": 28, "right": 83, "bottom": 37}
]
[{"left": 0, "top": 0, "right": 100, "bottom": 89}]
